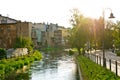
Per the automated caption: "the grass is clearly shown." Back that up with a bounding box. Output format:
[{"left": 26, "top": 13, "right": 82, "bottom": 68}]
[{"left": 77, "top": 55, "right": 120, "bottom": 80}]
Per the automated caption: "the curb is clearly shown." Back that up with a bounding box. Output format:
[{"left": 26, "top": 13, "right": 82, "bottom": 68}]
[{"left": 75, "top": 56, "right": 83, "bottom": 80}]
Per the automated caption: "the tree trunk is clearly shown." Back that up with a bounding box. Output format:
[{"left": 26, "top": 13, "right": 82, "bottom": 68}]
[{"left": 77, "top": 48, "right": 81, "bottom": 55}]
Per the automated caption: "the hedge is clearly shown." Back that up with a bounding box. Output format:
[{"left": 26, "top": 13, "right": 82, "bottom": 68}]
[{"left": 77, "top": 55, "right": 120, "bottom": 80}]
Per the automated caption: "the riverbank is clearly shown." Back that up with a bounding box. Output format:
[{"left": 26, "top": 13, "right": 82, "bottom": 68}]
[
  {"left": 77, "top": 55, "right": 120, "bottom": 80},
  {"left": 75, "top": 57, "right": 83, "bottom": 80},
  {"left": 0, "top": 50, "right": 42, "bottom": 80}
]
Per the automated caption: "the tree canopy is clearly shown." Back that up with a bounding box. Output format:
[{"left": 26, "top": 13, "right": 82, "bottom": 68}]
[
  {"left": 69, "top": 9, "right": 93, "bottom": 54},
  {"left": 68, "top": 8, "right": 120, "bottom": 55}
]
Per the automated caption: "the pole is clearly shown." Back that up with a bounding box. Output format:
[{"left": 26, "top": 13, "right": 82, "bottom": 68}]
[{"left": 102, "top": 9, "right": 106, "bottom": 67}]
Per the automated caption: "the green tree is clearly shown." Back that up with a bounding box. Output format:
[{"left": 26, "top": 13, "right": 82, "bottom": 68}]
[
  {"left": 93, "top": 17, "right": 104, "bottom": 49},
  {"left": 112, "top": 21, "right": 120, "bottom": 50},
  {"left": 14, "top": 36, "right": 33, "bottom": 53},
  {"left": 69, "top": 9, "right": 93, "bottom": 55},
  {"left": 93, "top": 18, "right": 115, "bottom": 50},
  {"left": 104, "top": 28, "right": 113, "bottom": 49}
]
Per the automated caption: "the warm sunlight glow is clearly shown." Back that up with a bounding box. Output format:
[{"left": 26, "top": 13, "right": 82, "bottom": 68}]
[{"left": 0, "top": 0, "right": 119, "bottom": 27}]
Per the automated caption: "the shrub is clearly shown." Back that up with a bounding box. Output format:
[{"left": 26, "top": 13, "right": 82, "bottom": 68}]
[
  {"left": 0, "top": 70, "right": 5, "bottom": 80},
  {"left": 0, "top": 50, "right": 42, "bottom": 79},
  {"left": 116, "top": 50, "right": 120, "bottom": 56},
  {"left": 0, "top": 59, "right": 7, "bottom": 64},
  {"left": 0, "top": 48, "right": 6, "bottom": 60},
  {"left": 0, "top": 64, "right": 5, "bottom": 71},
  {"left": 24, "top": 58, "right": 30, "bottom": 65},
  {"left": 69, "top": 50, "right": 74, "bottom": 55},
  {"left": 5, "top": 65, "right": 14, "bottom": 74},
  {"left": 77, "top": 56, "right": 120, "bottom": 80}
]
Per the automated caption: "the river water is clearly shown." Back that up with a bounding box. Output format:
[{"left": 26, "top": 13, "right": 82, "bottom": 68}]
[
  {"left": 29, "top": 51, "right": 79, "bottom": 80},
  {"left": 6, "top": 51, "right": 79, "bottom": 80}
]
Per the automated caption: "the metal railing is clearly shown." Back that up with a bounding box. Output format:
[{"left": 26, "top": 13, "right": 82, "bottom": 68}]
[{"left": 85, "top": 53, "right": 120, "bottom": 76}]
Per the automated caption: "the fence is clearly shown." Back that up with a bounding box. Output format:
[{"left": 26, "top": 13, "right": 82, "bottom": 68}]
[{"left": 85, "top": 53, "right": 120, "bottom": 76}]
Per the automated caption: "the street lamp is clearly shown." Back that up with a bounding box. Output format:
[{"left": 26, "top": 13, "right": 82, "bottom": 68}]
[{"left": 102, "top": 8, "right": 115, "bottom": 67}]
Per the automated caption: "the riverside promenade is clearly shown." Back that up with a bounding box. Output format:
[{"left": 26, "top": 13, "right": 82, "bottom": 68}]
[{"left": 85, "top": 50, "right": 120, "bottom": 76}]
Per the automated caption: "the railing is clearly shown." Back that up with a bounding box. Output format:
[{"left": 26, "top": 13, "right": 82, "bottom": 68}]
[{"left": 85, "top": 52, "right": 120, "bottom": 76}]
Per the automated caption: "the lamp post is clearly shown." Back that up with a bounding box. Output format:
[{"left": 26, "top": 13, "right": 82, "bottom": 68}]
[{"left": 102, "top": 8, "right": 115, "bottom": 67}]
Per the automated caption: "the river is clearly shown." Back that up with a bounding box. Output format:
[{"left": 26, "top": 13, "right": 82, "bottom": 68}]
[{"left": 6, "top": 51, "right": 79, "bottom": 80}]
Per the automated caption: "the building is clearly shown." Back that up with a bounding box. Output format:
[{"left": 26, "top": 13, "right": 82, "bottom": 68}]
[
  {"left": 0, "top": 14, "right": 70, "bottom": 49},
  {"left": 32, "top": 23, "right": 47, "bottom": 48},
  {"left": 16, "top": 22, "right": 32, "bottom": 38},
  {"left": 34, "top": 23, "right": 59, "bottom": 47},
  {"left": 0, "top": 21, "right": 32, "bottom": 49},
  {"left": 0, "top": 23, "right": 17, "bottom": 48},
  {"left": 0, "top": 14, "right": 17, "bottom": 24},
  {"left": 31, "top": 27, "right": 38, "bottom": 48},
  {"left": 54, "top": 27, "right": 70, "bottom": 47}
]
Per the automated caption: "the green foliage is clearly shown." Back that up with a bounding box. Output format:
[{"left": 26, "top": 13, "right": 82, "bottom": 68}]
[
  {"left": 0, "top": 50, "right": 42, "bottom": 79},
  {"left": 0, "top": 48, "right": 7, "bottom": 60},
  {"left": 116, "top": 50, "right": 120, "bottom": 56},
  {"left": 0, "top": 70, "right": 5, "bottom": 80},
  {"left": 104, "top": 28, "right": 114, "bottom": 49},
  {"left": 14, "top": 36, "right": 33, "bottom": 53},
  {"left": 69, "top": 9, "right": 93, "bottom": 54},
  {"left": 0, "top": 64, "right": 5, "bottom": 71},
  {"left": 16, "top": 72, "right": 30, "bottom": 80},
  {"left": 68, "top": 50, "right": 74, "bottom": 55},
  {"left": 77, "top": 56, "right": 120, "bottom": 80},
  {"left": 112, "top": 21, "right": 120, "bottom": 50}
]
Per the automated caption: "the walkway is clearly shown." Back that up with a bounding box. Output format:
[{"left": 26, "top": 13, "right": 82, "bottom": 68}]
[{"left": 86, "top": 50, "right": 120, "bottom": 76}]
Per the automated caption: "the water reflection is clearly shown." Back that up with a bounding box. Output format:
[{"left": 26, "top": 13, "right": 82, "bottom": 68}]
[{"left": 29, "top": 51, "right": 78, "bottom": 80}]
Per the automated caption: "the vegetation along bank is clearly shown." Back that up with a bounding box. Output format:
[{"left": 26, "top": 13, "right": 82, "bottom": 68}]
[
  {"left": 0, "top": 50, "right": 42, "bottom": 79},
  {"left": 77, "top": 55, "right": 120, "bottom": 80}
]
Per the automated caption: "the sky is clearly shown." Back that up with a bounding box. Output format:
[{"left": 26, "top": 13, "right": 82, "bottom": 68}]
[{"left": 0, "top": 0, "right": 120, "bottom": 27}]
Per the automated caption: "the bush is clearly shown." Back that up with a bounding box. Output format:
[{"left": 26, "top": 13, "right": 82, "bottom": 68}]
[
  {"left": 116, "top": 50, "right": 120, "bottom": 56},
  {"left": 0, "top": 59, "right": 7, "bottom": 64},
  {"left": 0, "top": 64, "right": 5, "bottom": 71},
  {"left": 69, "top": 50, "right": 74, "bottom": 55},
  {"left": 5, "top": 65, "right": 14, "bottom": 74},
  {"left": 77, "top": 56, "right": 120, "bottom": 80},
  {"left": 24, "top": 58, "right": 30, "bottom": 65},
  {"left": 0, "top": 70, "right": 5, "bottom": 80},
  {"left": 0, "top": 48, "right": 6, "bottom": 60},
  {"left": 0, "top": 50, "right": 42, "bottom": 79}
]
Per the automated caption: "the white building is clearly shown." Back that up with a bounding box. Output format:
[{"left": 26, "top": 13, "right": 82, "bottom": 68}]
[{"left": 0, "top": 14, "right": 17, "bottom": 24}]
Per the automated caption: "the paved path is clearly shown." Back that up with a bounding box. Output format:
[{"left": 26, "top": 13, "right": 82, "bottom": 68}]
[
  {"left": 92, "top": 50, "right": 120, "bottom": 62},
  {"left": 87, "top": 50, "right": 120, "bottom": 76}
]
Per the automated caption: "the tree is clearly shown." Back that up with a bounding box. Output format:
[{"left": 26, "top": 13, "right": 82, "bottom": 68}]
[
  {"left": 93, "top": 17, "right": 115, "bottom": 50},
  {"left": 69, "top": 9, "right": 93, "bottom": 55},
  {"left": 14, "top": 36, "right": 34, "bottom": 53},
  {"left": 112, "top": 21, "right": 120, "bottom": 50},
  {"left": 104, "top": 28, "right": 113, "bottom": 49},
  {"left": 93, "top": 17, "right": 104, "bottom": 49}
]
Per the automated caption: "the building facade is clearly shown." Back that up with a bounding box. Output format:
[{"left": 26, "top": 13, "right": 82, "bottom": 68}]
[
  {"left": 0, "top": 14, "right": 17, "bottom": 24},
  {"left": 0, "top": 14, "right": 70, "bottom": 49},
  {"left": 0, "top": 23, "right": 17, "bottom": 48},
  {"left": 0, "top": 22, "right": 32, "bottom": 49}
]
